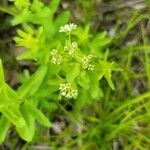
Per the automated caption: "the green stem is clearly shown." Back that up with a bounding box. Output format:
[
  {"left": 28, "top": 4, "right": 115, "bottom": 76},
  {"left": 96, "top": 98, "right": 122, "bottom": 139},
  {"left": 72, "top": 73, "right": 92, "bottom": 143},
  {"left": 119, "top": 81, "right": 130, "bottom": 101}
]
[{"left": 68, "top": 34, "right": 71, "bottom": 43}]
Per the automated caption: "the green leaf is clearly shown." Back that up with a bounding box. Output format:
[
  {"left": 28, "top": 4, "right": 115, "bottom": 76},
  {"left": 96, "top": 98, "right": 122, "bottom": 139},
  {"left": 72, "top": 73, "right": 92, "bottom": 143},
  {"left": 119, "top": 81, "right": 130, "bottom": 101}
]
[
  {"left": 90, "top": 32, "right": 111, "bottom": 49},
  {"left": 40, "top": 101, "right": 58, "bottom": 112},
  {"left": 54, "top": 11, "right": 70, "bottom": 30},
  {"left": 11, "top": 8, "right": 31, "bottom": 25},
  {"left": 18, "top": 65, "right": 47, "bottom": 99},
  {"left": 1, "top": 106, "right": 26, "bottom": 128},
  {"left": 90, "top": 32, "right": 111, "bottom": 57},
  {"left": 66, "top": 63, "right": 80, "bottom": 82},
  {"left": 104, "top": 62, "right": 115, "bottom": 90},
  {"left": 16, "top": 51, "right": 37, "bottom": 61},
  {"left": 73, "top": 25, "right": 90, "bottom": 44},
  {"left": 30, "top": 0, "right": 44, "bottom": 12},
  {"left": 0, "top": 115, "right": 10, "bottom": 144},
  {"left": 16, "top": 125, "right": 33, "bottom": 142},
  {"left": 76, "top": 89, "right": 89, "bottom": 109},
  {"left": 26, "top": 102, "right": 52, "bottom": 127},
  {"left": 89, "top": 73, "right": 102, "bottom": 99},
  {"left": 105, "top": 72, "right": 115, "bottom": 90},
  {"left": 42, "top": 20, "right": 55, "bottom": 39},
  {"left": 0, "top": 86, "right": 10, "bottom": 106},
  {"left": 18, "top": 104, "right": 35, "bottom": 141},
  {"left": 0, "top": 81, "right": 19, "bottom": 108},
  {"left": 28, "top": 8, "right": 51, "bottom": 24},
  {"left": 0, "top": 5, "right": 16, "bottom": 15},
  {"left": 48, "top": 0, "right": 60, "bottom": 15},
  {"left": 5, "top": 84, "right": 19, "bottom": 102},
  {"left": 14, "top": 0, "right": 30, "bottom": 9},
  {"left": 98, "top": 61, "right": 115, "bottom": 90},
  {"left": 0, "top": 85, "right": 19, "bottom": 111},
  {"left": 77, "top": 71, "right": 90, "bottom": 90}
]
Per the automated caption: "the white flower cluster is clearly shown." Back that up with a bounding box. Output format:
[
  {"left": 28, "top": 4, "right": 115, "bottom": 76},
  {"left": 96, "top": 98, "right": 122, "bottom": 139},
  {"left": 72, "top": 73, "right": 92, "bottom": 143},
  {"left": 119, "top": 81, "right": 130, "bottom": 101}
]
[
  {"left": 51, "top": 49, "right": 62, "bottom": 65},
  {"left": 59, "top": 23, "right": 77, "bottom": 33},
  {"left": 64, "top": 42, "right": 78, "bottom": 55},
  {"left": 59, "top": 83, "right": 78, "bottom": 99},
  {"left": 82, "top": 54, "right": 94, "bottom": 71}
]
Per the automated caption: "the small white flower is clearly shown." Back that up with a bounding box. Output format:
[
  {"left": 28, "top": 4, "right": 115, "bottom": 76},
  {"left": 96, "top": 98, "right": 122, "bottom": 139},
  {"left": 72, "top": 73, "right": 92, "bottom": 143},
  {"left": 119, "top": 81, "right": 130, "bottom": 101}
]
[
  {"left": 87, "top": 54, "right": 93, "bottom": 60},
  {"left": 59, "top": 23, "right": 77, "bottom": 33},
  {"left": 64, "top": 42, "right": 78, "bottom": 55},
  {"left": 82, "top": 54, "right": 94, "bottom": 71},
  {"left": 59, "top": 83, "right": 78, "bottom": 99},
  {"left": 51, "top": 49, "right": 57, "bottom": 55},
  {"left": 51, "top": 49, "right": 63, "bottom": 65},
  {"left": 87, "top": 64, "right": 94, "bottom": 71},
  {"left": 72, "top": 42, "right": 78, "bottom": 49}
]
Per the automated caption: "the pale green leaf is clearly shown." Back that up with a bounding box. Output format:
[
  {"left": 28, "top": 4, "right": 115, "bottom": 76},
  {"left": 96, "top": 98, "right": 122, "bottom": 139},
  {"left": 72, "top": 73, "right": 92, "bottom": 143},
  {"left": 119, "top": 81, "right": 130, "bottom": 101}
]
[
  {"left": 18, "top": 65, "right": 47, "bottom": 99},
  {"left": 48, "top": 0, "right": 60, "bottom": 15},
  {"left": 0, "top": 115, "right": 10, "bottom": 144},
  {"left": 66, "top": 63, "right": 80, "bottom": 82},
  {"left": 26, "top": 102, "right": 52, "bottom": 127}
]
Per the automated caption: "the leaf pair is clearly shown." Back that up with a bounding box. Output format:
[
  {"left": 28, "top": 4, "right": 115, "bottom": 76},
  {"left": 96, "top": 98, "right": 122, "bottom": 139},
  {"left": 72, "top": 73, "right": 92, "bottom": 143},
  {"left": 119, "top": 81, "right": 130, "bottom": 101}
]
[{"left": 0, "top": 59, "right": 52, "bottom": 142}]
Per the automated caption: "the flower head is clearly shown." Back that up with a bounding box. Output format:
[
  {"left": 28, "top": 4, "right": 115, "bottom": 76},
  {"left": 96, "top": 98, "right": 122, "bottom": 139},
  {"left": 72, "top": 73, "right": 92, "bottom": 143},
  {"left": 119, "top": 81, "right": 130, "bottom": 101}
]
[
  {"left": 82, "top": 54, "right": 94, "bottom": 71},
  {"left": 59, "top": 23, "right": 77, "bottom": 33},
  {"left": 59, "top": 83, "right": 78, "bottom": 99},
  {"left": 64, "top": 42, "right": 78, "bottom": 55},
  {"left": 50, "top": 49, "right": 63, "bottom": 65}
]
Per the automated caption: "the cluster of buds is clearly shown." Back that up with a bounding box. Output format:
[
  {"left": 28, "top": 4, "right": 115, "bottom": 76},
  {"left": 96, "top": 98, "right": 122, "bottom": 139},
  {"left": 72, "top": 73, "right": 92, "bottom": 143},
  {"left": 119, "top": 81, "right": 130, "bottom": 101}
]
[
  {"left": 64, "top": 42, "right": 78, "bottom": 55},
  {"left": 82, "top": 54, "right": 94, "bottom": 71},
  {"left": 59, "top": 23, "right": 77, "bottom": 33},
  {"left": 59, "top": 83, "right": 78, "bottom": 99},
  {"left": 50, "top": 49, "right": 63, "bottom": 65}
]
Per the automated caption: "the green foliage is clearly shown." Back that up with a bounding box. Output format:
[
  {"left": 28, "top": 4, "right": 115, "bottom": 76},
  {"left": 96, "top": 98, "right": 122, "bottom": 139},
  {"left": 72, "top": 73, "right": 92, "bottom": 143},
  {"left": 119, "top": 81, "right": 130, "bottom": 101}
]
[
  {"left": 11, "top": 0, "right": 70, "bottom": 40},
  {"left": 0, "top": 0, "right": 150, "bottom": 149},
  {"left": 0, "top": 59, "right": 52, "bottom": 142},
  {"left": 0, "top": 0, "right": 119, "bottom": 143}
]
